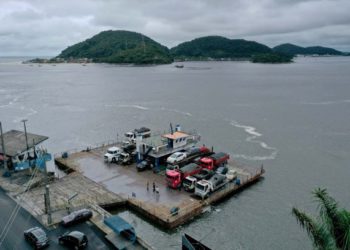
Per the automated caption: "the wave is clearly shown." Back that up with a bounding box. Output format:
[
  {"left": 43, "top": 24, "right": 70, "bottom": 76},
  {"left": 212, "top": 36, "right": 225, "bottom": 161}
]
[
  {"left": 229, "top": 120, "right": 278, "bottom": 161},
  {"left": 302, "top": 99, "right": 350, "bottom": 105},
  {"left": 160, "top": 107, "right": 192, "bottom": 117},
  {"left": 0, "top": 95, "right": 21, "bottom": 108},
  {"left": 13, "top": 107, "right": 38, "bottom": 123}
]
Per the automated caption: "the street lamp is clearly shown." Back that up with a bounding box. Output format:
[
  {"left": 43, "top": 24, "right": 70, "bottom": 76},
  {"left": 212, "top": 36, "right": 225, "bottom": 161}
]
[{"left": 21, "top": 119, "right": 29, "bottom": 150}]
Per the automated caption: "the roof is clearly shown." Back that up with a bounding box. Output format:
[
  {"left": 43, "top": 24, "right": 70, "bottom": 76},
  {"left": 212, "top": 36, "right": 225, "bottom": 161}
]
[
  {"left": 162, "top": 131, "right": 189, "bottom": 140},
  {"left": 0, "top": 130, "right": 48, "bottom": 157},
  {"left": 68, "top": 231, "right": 85, "bottom": 240},
  {"left": 104, "top": 216, "right": 136, "bottom": 242}
]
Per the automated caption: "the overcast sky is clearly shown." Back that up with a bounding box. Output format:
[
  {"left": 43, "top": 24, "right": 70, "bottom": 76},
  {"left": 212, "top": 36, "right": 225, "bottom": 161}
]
[{"left": 1, "top": 0, "right": 350, "bottom": 56}]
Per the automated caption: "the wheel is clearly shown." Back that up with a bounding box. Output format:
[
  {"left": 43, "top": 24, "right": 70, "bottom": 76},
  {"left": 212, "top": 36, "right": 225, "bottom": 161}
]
[
  {"left": 74, "top": 245, "right": 79, "bottom": 250},
  {"left": 111, "top": 157, "right": 116, "bottom": 163},
  {"left": 59, "top": 239, "right": 64, "bottom": 245}
]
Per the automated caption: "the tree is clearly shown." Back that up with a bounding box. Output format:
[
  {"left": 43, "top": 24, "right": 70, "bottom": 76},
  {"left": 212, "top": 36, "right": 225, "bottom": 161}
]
[{"left": 292, "top": 188, "right": 350, "bottom": 250}]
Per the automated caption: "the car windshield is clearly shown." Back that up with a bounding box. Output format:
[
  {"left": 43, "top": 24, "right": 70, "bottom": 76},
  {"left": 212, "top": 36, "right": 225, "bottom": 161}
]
[{"left": 107, "top": 150, "right": 115, "bottom": 154}]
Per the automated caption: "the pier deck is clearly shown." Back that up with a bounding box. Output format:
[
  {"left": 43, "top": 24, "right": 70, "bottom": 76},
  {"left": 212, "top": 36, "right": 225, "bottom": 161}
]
[{"left": 55, "top": 144, "right": 265, "bottom": 229}]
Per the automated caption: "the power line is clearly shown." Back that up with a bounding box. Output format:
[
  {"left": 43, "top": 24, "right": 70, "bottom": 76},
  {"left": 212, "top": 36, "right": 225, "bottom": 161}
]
[{"left": 0, "top": 166, "right": 40, "bottom": 247}]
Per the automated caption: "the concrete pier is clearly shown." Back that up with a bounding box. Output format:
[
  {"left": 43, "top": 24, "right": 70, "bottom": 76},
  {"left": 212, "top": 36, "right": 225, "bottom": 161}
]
[{"left": 54, "top": 143, "right": 265, "bottom": 229}]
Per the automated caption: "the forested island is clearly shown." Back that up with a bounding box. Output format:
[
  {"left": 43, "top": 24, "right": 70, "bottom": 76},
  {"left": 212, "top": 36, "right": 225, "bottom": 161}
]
[{"left": 26, "top": 30, "right": 348, "bottom": 65}]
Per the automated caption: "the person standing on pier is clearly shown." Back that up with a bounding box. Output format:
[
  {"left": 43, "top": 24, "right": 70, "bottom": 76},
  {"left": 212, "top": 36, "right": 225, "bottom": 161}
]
[
  {"left": 153, "top": 182, "right": 155, "bottom": 192},
  {"left": 147, "top": 181, "right": 149, "bottom": 191}
]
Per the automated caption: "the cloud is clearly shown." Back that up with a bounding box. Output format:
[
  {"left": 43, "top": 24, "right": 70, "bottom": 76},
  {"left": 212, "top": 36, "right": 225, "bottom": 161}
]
[{"left": 0, "top": 0, "right": 349, "bottom": 56}]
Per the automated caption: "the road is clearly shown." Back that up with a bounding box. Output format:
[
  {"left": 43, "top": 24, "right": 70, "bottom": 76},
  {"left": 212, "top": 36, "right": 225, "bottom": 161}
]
[{"left": 0, "top": 188, "right": 114, "bottom": 249}]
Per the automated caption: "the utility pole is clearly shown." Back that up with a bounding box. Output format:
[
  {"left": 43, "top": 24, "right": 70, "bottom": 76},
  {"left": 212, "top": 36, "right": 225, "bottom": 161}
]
[
  {"left": 21, "top": 119, "right": 29, "bottom": 150},
  {"left": 0, "top": 122, "right": 8, "bottom": 170},
  {"left": 45, "top": 184, "right": 52, "bottom": 225},
  {"left": 44, "top": 158, "right": 52, "bottom": 224}
]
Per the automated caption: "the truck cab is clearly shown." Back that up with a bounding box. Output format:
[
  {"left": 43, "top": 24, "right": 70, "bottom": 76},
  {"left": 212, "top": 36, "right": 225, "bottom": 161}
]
[
  {"left": 166, "top": 170, "right": 181, "bottom": 189},
  {"left": 199, "top": 157, "right": 215, "bottom": 170},
  {"left": 194, "top": 180, "right": 210, "bottom": 198},
  {"left": 124, "top": 127, "right": 151, "bottom": 143},
  {"left": 183, "top": 176, "right": 197, "bottom": 192},
  {"left": 104, "top": 146, "right": 122, "bottom": 163}
]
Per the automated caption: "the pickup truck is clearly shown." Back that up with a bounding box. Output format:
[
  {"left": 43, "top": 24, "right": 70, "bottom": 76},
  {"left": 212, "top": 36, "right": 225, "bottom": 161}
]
[
  {"left": 104, "top": 146, "right": 122, "bottom": 163},
  {"left": 194, "top": 174, "right": 227, "bottom": 199},
  {"left": 183, "top": 169, "right": 214, "bottom": 192}
]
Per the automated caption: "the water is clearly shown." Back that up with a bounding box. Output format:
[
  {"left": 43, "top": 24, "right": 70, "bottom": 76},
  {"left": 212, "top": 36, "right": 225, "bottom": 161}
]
[{"left": 1, "top": 57, "right": 350, "bottom": 249}]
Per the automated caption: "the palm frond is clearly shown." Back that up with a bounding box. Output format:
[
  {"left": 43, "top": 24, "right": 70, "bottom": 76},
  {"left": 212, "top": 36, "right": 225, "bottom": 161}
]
[
  {"left": 313, "top": 188, "right": 350, "bottom": 249},
  {"left": 292, "top": 207, "right": 337, "bottom": 250}
]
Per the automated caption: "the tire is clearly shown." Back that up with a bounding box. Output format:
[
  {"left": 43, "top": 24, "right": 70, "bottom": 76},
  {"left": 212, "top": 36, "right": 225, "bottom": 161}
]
[
  {"left": 74, "top": 245, "right": 79, "bottom": 250},
  {"left": 59, "top": 239, "right": 64, "bottom": 245},
  {"left": 111, "top": 157, "right": 116, "bottom": 163}
]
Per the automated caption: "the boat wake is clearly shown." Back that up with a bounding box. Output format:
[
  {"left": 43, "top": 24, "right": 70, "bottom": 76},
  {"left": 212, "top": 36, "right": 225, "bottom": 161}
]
[
  {"left": 301, "top": 99, "right": 350, "bottom": 105},
  {"left": 0, "top": 94, "right": 21, "bottom": 108},
  {"left": 160, "top": 107, "right": 192, "bottom": 117},
  {"left": 104, "top": 104, "right": 150, "bottom": 111},
  {"left": 13, "top": 107, "right": 38, "bottom": 123},
  {"left": 117, "top": 104, "right": 149, "bottom": 110},
  {"left": 229, "top": 120, "right": 278, "bottom": 161}
]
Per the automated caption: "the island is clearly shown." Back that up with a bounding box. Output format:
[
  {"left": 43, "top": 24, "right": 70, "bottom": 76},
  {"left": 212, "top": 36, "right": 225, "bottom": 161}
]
[{"left": 24, "top": 30, "right": 348, "bottom": 65}]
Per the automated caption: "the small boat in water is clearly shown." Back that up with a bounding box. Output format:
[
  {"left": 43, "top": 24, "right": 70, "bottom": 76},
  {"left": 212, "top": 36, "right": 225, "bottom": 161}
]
[
  {"left": 182, "top": 233, "right": 211, "bottom": 250},
  {"left": 175, "top": 64, "right": 184, "bottom": 68}
]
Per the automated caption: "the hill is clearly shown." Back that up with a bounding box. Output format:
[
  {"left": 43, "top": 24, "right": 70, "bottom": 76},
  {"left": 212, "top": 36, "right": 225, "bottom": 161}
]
[
  {"left": 57, "top": 30, "right": 173, "bottom": 64},
  {"left": 170, "top": 36, "right": 272, "bottom": 60},
  {"left": 273, "top": 43, "right": 343, "bottom": 56}
]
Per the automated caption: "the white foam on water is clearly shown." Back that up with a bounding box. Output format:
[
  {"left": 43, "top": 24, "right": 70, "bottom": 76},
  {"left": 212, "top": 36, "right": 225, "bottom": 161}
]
[
  {"left": 12, "top": 107, "right": 38, "bottom": 123},
  {"left": 0, "top": 94, "right": 21, "bottom": 108},
  {"left": 160, "top": 107, "right": 193, "bottom": 117},
  {"left": 229, "top": 120, "right": 278, "bottom": 161},
  {"left": 302, "top": 99, "right": 350, "bottom": 105},
  {"left": 117, "top": 104, "right": 149, "bottom": 110}
]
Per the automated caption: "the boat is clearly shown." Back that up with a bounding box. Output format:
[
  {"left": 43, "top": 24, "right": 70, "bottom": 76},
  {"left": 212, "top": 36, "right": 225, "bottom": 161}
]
[
  {"left": 182, "top": 233, "right": 211, "bottom": 250},
  {"left": 175, "top": 64, "right": 184, "bottom": 68}
]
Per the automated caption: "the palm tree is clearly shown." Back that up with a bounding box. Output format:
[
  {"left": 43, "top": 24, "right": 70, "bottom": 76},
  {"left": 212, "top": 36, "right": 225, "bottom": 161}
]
[{"left": 292, "top": 188, "right": 350, "bottom": 250}]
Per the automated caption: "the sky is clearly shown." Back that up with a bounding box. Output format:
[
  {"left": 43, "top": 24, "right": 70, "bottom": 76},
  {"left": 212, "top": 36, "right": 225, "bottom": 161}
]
[{"left": 0, "top": 0, "right": 350, "bottom": 56}]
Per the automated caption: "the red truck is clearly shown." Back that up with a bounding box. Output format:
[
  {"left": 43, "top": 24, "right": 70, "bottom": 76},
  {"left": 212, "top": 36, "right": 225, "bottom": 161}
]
[
  {"left": 199, "top": 152, "right": 229, "bottom": 170},
  {"left": 166, "top": 163, "right": 202, "bottom": 189}
]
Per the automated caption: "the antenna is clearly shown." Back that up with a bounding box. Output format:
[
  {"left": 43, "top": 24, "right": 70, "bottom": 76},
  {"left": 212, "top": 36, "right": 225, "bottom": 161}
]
[{"left": 170, "top": 123, "right": 174, "bottom": 134}]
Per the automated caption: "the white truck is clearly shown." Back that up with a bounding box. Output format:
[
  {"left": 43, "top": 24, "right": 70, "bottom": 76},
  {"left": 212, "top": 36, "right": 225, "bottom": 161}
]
[
  {"left": 104, "top": 146, "right": 122, "bottom": 163},
  {"left": 194, "top": 174, "right": 227, "bottom": 199},
  {"left": 124, "top": 127, "right": 151, "bottom": 143}
]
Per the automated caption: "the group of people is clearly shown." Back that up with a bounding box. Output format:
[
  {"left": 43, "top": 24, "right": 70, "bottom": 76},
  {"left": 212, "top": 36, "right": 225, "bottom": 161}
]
[{"left": 147, "top": 181, "right": 159, "bottom": 194}]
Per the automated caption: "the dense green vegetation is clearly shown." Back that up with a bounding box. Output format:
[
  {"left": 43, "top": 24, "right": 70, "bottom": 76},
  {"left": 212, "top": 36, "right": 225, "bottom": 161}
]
[
  {"left": 273, "top": 43, "right": 343, "bottom": 56},
  {"left": 57, "top": 30, "right": 173, "bottom": 65},
  {"left": 170, "top": 36, "right": 272, "bottom": 59},
  {"left": 250, "top": 53, "right": 293, "bottom": 63},
  {"left": 52, "top": 31, "right": 346, "bottom": 65},
  {"left": 293, "top": 188, "right": 350, "bottom": 250}
]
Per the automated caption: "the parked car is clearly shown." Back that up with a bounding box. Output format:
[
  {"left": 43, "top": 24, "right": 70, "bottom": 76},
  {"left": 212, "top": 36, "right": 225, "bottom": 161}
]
[
  {"left": 61, "top": 208, "right": 93, "bottom": 227},
  {"left": 166, "top": 152, "right": 187, "bottom": 164},
  {"left": 215, "top": 166, "right": 228, "bottom": 175},
  {"left": 24, "top": 227, "right": 49, "bottom": 249},
  {"left": 122, "top": 144, "right": 136, "bottom": 154},
  {"left": 58, "top": 231, "right": 88, "bottom": 249},
  {"left": 136, "top": 158, "right": 153, "bottom": 171}
]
